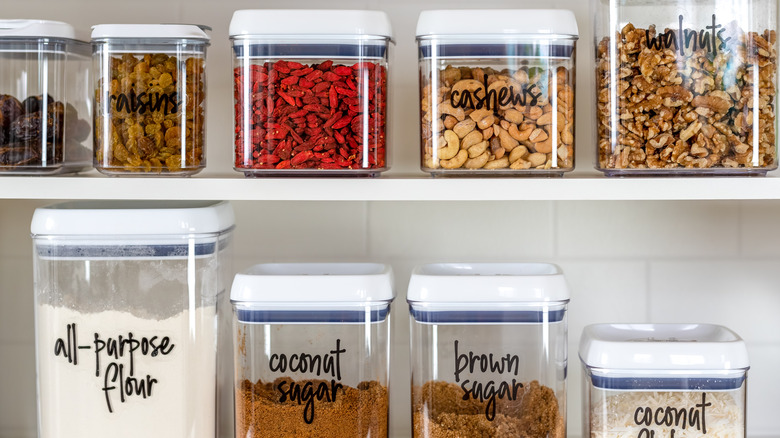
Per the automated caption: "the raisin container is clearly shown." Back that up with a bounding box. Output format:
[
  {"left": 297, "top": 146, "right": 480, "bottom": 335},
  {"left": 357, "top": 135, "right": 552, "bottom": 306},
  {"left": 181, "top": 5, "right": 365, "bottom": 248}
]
[
  {"left": 31, "top": 201, "right": 235, "bottom": 438},
  {"left": 231, "top": 263, "right": 394, "bottom": 437},
  {"left": 229, "top": 10, "right": 392, "bottom": 176},
  {"left": 594, "top": 0, "right": 777, "bottom": 175},
  {"left": 0, "top": 20, "right": 91, "bottom": 174},
  {"left": 417, "top": 10, "right": 578, "bottom": 175},
  {"left": 92, "top": 24, "right": 210, "bottom": 176},
  {"left": 580, "top": 323, "right": 749, "bottom": 438},
  {"left": 407, "top": 263, "right": 569, "bottom": 438}
]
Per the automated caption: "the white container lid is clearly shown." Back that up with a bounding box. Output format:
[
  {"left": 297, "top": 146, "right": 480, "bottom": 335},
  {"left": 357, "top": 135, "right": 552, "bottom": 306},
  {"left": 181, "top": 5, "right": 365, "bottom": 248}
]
[
  {"left": 31, "top": 201, "right": 234, "bottom": 237},
  {"left": 229, "top": 10, "right": 393, "bottom": 40},
  {"left": 579, "top": 323, "right": 750, "bottom": 371},
  {"left": 91, "top": 24, "right": 210, "bottom": 41},
  {"left": 407, "top": 263, "right": 569, "bottom": 304},
  {"left": 0, "top": 19, "right": 81, "bottom": 41},
  {"left": 231, "top": 263, "right": 394, "bottom": 304},
  {"left": 416, "top": 10, "right": 579, "bottom": 38}
]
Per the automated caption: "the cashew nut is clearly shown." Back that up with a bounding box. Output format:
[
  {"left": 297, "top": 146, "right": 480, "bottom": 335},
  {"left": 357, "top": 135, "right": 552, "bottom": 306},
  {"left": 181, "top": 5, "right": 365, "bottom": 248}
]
[
  {"left": 438, "top": 102, "right": 466, "bottom": 121},
  {"left": 509, "top": 145, "right": 529, "bottom": 163},
  {"left": 484, "top": 157, "right": 510, "bottom": 169},
  {"left": 465, "top": 151, "right": 489, "bottom": 169},
  {"left": 453, "top": 119, "right": 476, "bottom": 138},
  {"left": 468, "top": 140, "right": 489, "bottom": 158},
  {"left": 440, "top": 150, "right": 468, "bottom": 169},
  {"left": 528, "top": 152, "right": 547, "bottom": 167},
  {"left": 461, "top": 130, "right": 484, "bottom": 150},
  {"left": 497, "top": 127, "right": 519, "bottom": 151},
  {"left": 438, "top": 130, "right": 460, "bottom": 160}
]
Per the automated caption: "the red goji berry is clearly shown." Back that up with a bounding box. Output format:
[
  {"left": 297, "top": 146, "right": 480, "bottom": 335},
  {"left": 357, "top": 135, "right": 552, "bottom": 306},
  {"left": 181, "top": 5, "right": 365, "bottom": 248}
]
[
  {"left": 291, "top": 150, "right": 314, "bottom": 165},
  {"left": 281, "top": 76, "right": 298, "bottom": 86},
  {"left": 286, "top": 61, "right": 304, "bottom": 69},
  {"left": 317, "top": 60, "right": 333, "bottom": 71},
  {"left": 333, "top": 65, "right": 352, "bottom": 76},
  {"left": 332, "top": 116, "right": 353, "bottom": 130}
]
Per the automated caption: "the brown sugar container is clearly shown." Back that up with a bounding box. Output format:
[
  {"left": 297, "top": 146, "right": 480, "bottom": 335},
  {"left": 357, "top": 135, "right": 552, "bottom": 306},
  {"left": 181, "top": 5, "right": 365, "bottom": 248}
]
[
  {"left": 407, "top": 263, "right": 570, "bottom": 438},
  {"left": 230, "top": 263, "right": 394, "bottom": 438},
  {"left": 91, "top": 24, "right": 210, "bottom": 176}
]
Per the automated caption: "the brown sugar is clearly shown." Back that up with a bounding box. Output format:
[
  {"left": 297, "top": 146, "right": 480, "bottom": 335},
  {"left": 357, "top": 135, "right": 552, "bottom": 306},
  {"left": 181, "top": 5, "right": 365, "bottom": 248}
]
[
  {"left": 237, "top": 377, "right": 388, "bottom": 438},
  {"left": 413, "top": 380, "right": 564, "bottom": 438}
]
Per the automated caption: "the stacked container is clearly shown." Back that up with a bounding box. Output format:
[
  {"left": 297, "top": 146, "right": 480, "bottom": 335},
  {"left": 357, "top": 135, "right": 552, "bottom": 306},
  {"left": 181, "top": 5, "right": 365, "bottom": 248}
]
[
  {"left": 91, "top": 24, "right": 210, "bottom": 175},
  {"left": 417, "top": 10, "right": 578, "bottom": 175},
  {"left": 593, "top": 0, "right": 778, "bottom": 174},
  {"left": 229, "top": 10, "right": 393, "bottom": 176},
  {"left": 580, "top": 324, "right": 749, "bottom": 438},
  {"left": 231, "top": 263, "right": 394, "bottom": 437},
  {"left": 31, "top": 201, "right": 235, "bottom": 438},
  {"left": 407, "top": 263, "right": 569, "bottom": 438},
  {"left": 0, "top": 20, "right": 91, "bottom": 174}
]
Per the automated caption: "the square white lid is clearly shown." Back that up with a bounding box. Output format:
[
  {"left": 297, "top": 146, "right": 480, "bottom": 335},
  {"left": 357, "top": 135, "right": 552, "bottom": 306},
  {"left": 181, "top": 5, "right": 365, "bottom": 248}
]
[
  {"left": 416, "top": 10, "right": 579, "bottom": 38},
  {"left": 579, "top": 323, "right": 749, "bottom": 371},
  {"left": 231, "top": 263, "right": 395, "bottom": 303},
  {"left": 407, "top": 263, "right": 570, "bottom": 304},
  {"left": 91, "top": 24, "right": 210, "bottom": 41},
  {"left": 31, "top": 201, "right": 234, "bottom": 237},
  {"left": 0, "top": 19, "right": 82, "bottom": 41},
  {"left": 229, "top": 10, "right": 393, "bottom": 40}
]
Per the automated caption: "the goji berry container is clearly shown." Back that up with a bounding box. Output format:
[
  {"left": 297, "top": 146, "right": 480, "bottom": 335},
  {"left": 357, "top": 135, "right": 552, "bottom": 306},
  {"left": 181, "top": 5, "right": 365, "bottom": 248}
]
[
  {"left": 0, "top": 20, "right": 91, "bottom": 174},
  {"left": 593, "top": 0, "right": 777, "bottom": 175},
  {"left": 231, "top": 263, "right": 394, "bottom": 437},
  {"left": 92, "top": 24, "right": 210, "bottom": 176},
  {"left": 580, "top": 324, "right": 749, "bottom": 437},
  {"left": 31, "top": 201, "right": 235, "bottom": 438},
  {"left": 417, "top": 10, "right": 578, "bottom": 176},
  {"left": 229, "top": 10, "right": 393, "bottom": 176},
  {"left": 407, "top": 263, "right": 569, "bottom": 438}
]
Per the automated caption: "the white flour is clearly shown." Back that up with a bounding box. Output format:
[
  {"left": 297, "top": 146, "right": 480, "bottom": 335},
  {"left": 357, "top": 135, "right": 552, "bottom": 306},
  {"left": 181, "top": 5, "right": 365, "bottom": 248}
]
[{"left": 36, "top": 304, "right": 216, "bottom": 438}]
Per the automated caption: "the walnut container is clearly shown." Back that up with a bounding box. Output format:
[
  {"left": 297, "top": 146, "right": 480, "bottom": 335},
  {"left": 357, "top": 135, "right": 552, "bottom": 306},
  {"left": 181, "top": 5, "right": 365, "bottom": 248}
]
[
  {"left": 593, "top": 0, "right": 778, "bottom": 175},
  {"left": 417, "top": 10, "right": 578, "bottom": 176}
]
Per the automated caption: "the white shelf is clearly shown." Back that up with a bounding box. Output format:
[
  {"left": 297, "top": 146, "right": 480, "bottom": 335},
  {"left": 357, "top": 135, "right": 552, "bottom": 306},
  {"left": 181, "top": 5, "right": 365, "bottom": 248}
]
[{"left": 1, "top": 170, "right": 780, "bottom": 201}]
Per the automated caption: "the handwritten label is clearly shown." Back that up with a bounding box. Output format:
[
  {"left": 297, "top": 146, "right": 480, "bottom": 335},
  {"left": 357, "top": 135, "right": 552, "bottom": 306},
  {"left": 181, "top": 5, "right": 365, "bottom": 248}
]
[
  {"left": 53, "top": 323, "right": 175, "bottom": 413},
  {"left": 109, "top": 91, "right": 180, "bottom": 116},
  {"left": 632, "top": 392, "right": 712, "bottom": 437},
  {"left": 453, "top": 340, "right": 524, "bottom": 421},
  {"left": 450, "top": 77, "right": 542, "bottom": 114},
  {"left": 645, "top": 15, "right": 733, "bottom": 56},
  {"left": 270, "top": 339, "right": 347, "bottom": 424}
]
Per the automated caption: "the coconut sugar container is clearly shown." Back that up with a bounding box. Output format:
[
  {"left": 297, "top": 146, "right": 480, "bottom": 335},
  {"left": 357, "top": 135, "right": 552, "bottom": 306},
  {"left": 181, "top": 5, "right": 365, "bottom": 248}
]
[
  {"left": 92, "top": 24, "right": 210, "bottom": 175},
  {"left": 407, "top": 263, "right": 569, "bottom": 438},
  {"left": 231, "top": 263, "right": 394, "bottom": 437},
  {"left": 417, "top": 10, "right": 578, "bottom": 175},
  {"left": 230, "top": 10, "right": 393, "bottom": 176},
  {"left": 579, "top": 324, "right": 749, "bottom": 438},
  {"left": 0, "top": 20, "right": 91, "bottom": 174},
  {"left": 593, "top": 0, "right": 777, "bottom": 175},
  {"left": 31, "top": 201, "right": 235, "bottom": 438}
]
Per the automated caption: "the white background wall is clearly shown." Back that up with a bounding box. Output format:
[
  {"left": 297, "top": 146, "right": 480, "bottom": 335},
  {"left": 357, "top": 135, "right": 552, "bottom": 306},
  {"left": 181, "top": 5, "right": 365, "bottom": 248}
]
[{"left": 1, "top": 0, "right": 780, "bottom": 437}]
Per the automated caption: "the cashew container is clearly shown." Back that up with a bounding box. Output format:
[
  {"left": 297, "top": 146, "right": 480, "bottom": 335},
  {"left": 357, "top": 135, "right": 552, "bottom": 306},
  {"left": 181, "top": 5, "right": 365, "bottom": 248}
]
[
  {"left": 0, "top": 20, "right": 91, "bottom": 174},
  {"left": 92, "top": 24, "right": 210, "bottom": 176},
  {"left": 230, "top": 10, "right": 393, "bottom": 177},
  {"left": 594, "top": 0, "right": 777, "bottom": 175},
  {"left": 417, "top": 10, "right": 578, "bottom": 175},
  {"left": 407, "top": 263, "right": 569, "bottom": 438},
  {"left": 580, "top": 324, "right": 749, "bottom": 437},
  {"left": 231, "top": 263, "right": 394, "bottom": 437}
]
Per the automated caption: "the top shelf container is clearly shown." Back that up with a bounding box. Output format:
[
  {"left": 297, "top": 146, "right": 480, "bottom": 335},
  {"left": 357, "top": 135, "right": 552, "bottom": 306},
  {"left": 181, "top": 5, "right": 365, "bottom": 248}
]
[{"left": 593, "top": 0, "right": 778, "bottom": 176}]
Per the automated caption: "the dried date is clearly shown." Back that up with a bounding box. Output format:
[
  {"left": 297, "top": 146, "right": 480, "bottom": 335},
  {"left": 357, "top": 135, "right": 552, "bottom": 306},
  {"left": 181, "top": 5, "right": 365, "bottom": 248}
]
[{"left": 0, "top": 94, "right": 72, "bottom": 168}]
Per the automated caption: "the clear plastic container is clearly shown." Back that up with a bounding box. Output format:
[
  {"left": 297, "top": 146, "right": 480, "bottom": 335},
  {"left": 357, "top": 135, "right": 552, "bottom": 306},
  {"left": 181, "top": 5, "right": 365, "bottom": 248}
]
[
  {"left": 231, "top": 263, "right": 394, "bottom": 437},
  {"left": 0, "top": 20, "right": 91, "bottom": 174},
  {"left": 229, "top": 10, "right": 393, "bottom": 177},
  {"left": 92, "top": 24, "right": 210, "bottom": 176},
  {"left": 407, "top": 263, "right": 569, "bottom": 438},
  {"left": 31, "top": 201, "right": 235, "bottom": 438},
  {"left": 417, "top": 10, "right": 578, "bottom": 176},
  {"left": 593, "top": 0, "right": 777, "bottom": 175},
  {"left": 579, "top": 324, "right": 749, "bottom": 438}
]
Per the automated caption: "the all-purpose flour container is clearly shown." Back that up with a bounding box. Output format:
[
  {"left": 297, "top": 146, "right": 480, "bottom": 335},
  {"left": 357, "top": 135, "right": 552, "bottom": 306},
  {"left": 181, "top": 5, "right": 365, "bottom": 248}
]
[
  {"left": 0, "top": 20, "right": 91, "bottom": 174},
  {"left": 31, "top": 201, "right": 234, "bottom": 438},
  {"left": 231, "top": 263, "right": 394, "bottom": 437},
  {"left": 407, "top": 263, "right": 569, "bottom": 438},
  {"left": 579, "top": 324, "right": 749, "bottom": 438}
]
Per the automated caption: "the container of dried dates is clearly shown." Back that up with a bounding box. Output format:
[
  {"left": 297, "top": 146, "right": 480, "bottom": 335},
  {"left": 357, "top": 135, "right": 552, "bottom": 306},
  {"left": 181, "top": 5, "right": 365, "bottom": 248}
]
[
  {"left": 0, "top": 20, "right": 91, "bottom": 175},
  {"left": 92, "top": 24, "right": 210, "bottom": 176},
  {"left": 229, "top": 10, "right": 393, "bottom": 177},
  {"left": 417, "top": 10, "right": 578, "bottom": 176},
  {"left": 594, "top": 0, "right": 777, "bottom": 175}
]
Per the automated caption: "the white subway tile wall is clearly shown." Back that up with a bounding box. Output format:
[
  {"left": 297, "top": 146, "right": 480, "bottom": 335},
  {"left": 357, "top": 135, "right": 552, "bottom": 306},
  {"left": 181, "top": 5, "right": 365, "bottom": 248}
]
[{"left": 1, "top": 1, "right": 779, "bottom": 438}]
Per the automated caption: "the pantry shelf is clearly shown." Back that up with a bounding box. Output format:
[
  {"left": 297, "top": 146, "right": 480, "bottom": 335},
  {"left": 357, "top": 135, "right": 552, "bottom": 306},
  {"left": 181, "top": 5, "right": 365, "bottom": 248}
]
[{"left": 2, "top": 171, "right": 780, "bottom": 201}]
